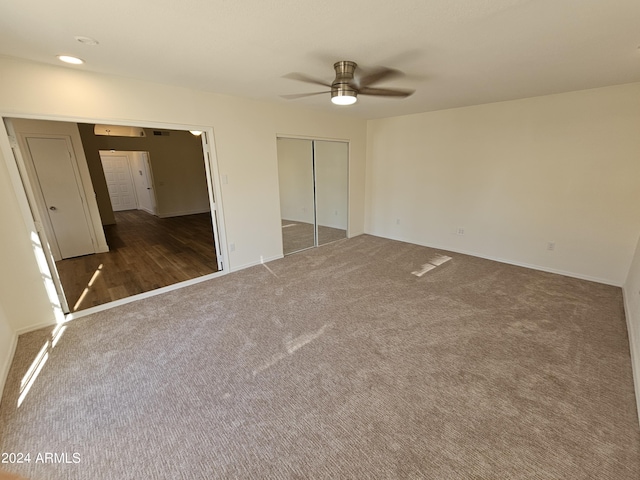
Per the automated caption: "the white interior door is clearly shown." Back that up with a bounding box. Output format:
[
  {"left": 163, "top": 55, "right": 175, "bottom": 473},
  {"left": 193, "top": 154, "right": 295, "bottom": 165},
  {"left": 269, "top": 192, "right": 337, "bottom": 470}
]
[
  {"left": 100, "top": 153, "right": 138, "bottom": 211},
  {"left": 27, "top": 136, "right": 96, "bottom": 259},
  {"left": 132, "top": 152, "right": 156, "bottom": 214}
]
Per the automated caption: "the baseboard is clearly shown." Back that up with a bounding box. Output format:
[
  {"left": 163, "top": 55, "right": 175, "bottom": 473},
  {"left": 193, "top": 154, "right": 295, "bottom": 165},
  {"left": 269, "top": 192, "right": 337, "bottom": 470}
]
[
  {"left": 281, "top": 218, "right": 347, "bottom": 231},
  {"left": 10, "top": 271, "right": 230, "bottom": 334},
  {"left": 15, "top": 319, "right": 58, "bottom": 336},
  {"left": 229, "top": 254, "right": 284, "bottom": 273},
  {"left": 622, "top": 288, "right": 640, "bottom": 427},
  {"left": 10, "top": 251, "right": 284, "bottom": 334},
  {"left": 66, "top": 270, "right": 227, "bottom": 322},
  {"left": 471, "top": 252, "right": 619, "bottom": 286},
  {"left": 0, "top": 331, "right": 18, "bottom": 406},
  {"left": 281, "top": 218, "right": 310, "bottom": 225},
  {"left": 368, "top": 233, "right": 621, "bottom": 287},
  {"left": 11, "top": 252, "right": 286, "bottom": 336},
  {"left": 157, "top": 208, "right": 211, "bottom": 218}
]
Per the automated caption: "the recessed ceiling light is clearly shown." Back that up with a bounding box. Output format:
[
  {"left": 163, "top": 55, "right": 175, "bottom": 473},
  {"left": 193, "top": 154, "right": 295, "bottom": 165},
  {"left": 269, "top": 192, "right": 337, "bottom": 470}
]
[
  {"left": 57, "top": 55, "right": 84, "bottom": 65},
  {"left": 75, "top": 36, "right": 99, "bottom": 46}
]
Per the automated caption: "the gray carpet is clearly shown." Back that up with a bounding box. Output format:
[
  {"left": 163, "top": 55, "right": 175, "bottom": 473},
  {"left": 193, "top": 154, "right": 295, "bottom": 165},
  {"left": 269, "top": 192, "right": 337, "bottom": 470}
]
[{"left": 0, "top": 235, "right": 639, "bottom": 479}]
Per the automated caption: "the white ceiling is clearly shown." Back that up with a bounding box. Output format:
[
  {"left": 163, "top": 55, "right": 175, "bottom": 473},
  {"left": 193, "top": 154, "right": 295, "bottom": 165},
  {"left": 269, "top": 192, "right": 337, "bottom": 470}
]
[{"left": 0, "top": 0, "right": 638, "bottom": 119}]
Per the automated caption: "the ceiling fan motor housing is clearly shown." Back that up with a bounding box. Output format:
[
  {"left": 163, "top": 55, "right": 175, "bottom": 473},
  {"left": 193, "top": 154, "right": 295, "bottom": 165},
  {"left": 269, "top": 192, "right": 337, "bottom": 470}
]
[{"left": 331, "top": 61, "right": 358, "bottom": 100}]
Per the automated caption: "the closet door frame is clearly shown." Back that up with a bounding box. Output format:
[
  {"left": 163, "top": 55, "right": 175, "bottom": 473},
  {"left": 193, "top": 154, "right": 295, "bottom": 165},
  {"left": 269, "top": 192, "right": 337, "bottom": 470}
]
[{"left": 276, "top": 135, "right": 349, "bottom": 255}]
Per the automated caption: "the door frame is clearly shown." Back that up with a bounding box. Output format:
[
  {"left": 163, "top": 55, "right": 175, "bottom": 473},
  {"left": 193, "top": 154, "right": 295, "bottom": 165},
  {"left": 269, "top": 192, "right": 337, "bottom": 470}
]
[
  {"left": 200, "top": 131, "right": 224, "bottom": 272},
  {"left": 0, "top": 113, "right": 228, "bottom": 321}
]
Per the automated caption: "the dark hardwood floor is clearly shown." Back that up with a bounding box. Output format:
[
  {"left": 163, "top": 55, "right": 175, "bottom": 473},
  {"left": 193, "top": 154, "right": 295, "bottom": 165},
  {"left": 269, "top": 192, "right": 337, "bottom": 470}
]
[{"left": 55, "top": 210, "right": 218, "bottom": 312}]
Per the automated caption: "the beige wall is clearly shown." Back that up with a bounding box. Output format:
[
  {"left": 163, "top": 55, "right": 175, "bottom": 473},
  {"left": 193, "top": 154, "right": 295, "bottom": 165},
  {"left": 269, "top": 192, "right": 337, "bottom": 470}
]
[
  {"left": 0, "top": 56, "right": 367, "bottom": 334},
  {"left": 79, "top": 124, "right": 210, "bottom": 218},
  {"left": 0, "top": 280, "right": 17, "bottom": 406},
  {"left": 366, "top": 83, "right": 640, "bottom": 286}
]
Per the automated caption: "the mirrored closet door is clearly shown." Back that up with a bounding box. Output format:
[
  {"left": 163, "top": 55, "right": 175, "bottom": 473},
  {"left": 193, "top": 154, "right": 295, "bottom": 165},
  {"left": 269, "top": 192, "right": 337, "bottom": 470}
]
[{"left": 277, "top": 137, "right": 348, "bottom": 255}]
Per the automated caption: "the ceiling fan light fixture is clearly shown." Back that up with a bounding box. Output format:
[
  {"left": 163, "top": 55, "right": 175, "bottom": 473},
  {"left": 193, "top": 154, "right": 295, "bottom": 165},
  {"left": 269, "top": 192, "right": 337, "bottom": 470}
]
[
  {"left": 331, "top": 93, "right": 357, "bottom": 106},
  {"left": 331, "top": 82, "right": 358, "bottom": 106},
  {"left": 57, "top": 55, "right": 84, "bottom": 65}
]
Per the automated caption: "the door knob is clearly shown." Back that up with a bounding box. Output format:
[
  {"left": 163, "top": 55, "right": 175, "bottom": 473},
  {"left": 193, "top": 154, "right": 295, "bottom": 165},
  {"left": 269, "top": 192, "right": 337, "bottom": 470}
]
[{"left": 49, "top": 206, "right": 57, "bottom": 211}]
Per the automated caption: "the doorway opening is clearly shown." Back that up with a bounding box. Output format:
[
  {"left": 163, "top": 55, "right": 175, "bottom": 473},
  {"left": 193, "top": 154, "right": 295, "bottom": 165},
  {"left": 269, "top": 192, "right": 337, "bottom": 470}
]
[
  {"left": 277, "top": 137, "right": 349, "bottom": 255},
  {"left": 4, "top": 117, "right": 225, "bottom": 313}
]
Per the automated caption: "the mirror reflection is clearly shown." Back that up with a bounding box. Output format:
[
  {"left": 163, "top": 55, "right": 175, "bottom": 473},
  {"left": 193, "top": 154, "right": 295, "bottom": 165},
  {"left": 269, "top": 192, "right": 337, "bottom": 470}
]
[{"left": 277, "top": 138, "right": 348, "bottom": 255}]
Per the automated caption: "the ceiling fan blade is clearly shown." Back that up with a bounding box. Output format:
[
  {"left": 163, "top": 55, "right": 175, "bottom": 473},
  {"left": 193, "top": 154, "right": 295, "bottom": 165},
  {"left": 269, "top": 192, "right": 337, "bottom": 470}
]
[
  {"left": 357, "top": 67, "right": 404, "bottom": 88},
  {"left": 359, "top": 86, "right": 415, "bottom": 98},
  {"left": 283, "top": 72, "right": 332, "bottom": 88},
  {"left": 280, "top": 91, "right": 331, "bottom": 100}
]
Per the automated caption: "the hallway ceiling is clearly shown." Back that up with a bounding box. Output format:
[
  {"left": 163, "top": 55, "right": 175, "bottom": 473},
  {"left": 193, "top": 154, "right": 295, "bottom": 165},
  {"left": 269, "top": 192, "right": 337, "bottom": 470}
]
[{"left": 0, "top": 0, "right": 639, "bottom": 119}]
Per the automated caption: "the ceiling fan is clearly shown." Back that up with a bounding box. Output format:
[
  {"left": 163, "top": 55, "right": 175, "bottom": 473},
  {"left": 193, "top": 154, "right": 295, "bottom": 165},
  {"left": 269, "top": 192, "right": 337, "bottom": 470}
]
[{"left": 282, "top": 61, "right": 415, "bottom": 105}]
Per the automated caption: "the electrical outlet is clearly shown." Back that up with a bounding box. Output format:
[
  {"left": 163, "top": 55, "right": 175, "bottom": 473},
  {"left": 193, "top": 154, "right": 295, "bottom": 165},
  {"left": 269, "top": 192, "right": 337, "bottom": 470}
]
[
  {"left": 547, "top": 241, "right": 555, "bottom": 251},
  {"left": 230, "top": 243, "right": 236, "bottom": 252},
  {"left": 457, "top": 227, "right": 465, "bottom": 236}
]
